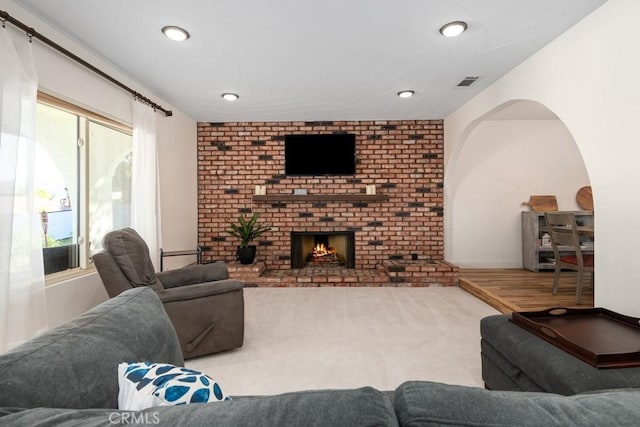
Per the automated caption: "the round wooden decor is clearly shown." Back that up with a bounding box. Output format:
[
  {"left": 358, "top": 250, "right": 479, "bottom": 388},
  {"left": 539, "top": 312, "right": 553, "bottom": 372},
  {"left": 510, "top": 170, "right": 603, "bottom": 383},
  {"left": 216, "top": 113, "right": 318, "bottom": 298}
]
[{"left": 576, "top": 186, "right": 593, "bottom": 210}]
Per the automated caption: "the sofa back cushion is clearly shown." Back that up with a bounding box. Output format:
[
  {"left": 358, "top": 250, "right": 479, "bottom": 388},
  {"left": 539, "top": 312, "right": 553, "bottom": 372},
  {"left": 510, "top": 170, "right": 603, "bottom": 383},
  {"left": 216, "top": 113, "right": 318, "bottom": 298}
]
[
  {"left": 0, "top": 287, "right": 183, "bottom": 409},
  {"left": 394, "top": 380, "right": 640, "bottom": 427},
  {"left": 0, "top": 386, "right": 398, "bottom": 426},
  {"left": 103, "top": 228, "right": 162, "bottom": 290}
]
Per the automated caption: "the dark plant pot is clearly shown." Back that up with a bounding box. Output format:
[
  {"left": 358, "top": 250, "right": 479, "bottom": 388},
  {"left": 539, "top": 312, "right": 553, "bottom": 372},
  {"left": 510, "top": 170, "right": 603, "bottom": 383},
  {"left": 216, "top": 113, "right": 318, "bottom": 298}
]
[{"left": 237, "top": 245, "right": 257, "bottom": 264}]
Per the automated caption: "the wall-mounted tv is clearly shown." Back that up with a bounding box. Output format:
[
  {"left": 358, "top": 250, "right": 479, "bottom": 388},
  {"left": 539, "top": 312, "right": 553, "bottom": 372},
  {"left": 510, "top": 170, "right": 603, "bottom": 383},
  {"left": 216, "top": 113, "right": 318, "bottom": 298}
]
[{"left": 285, "top": 134, "right": 356, "bottom": 175}]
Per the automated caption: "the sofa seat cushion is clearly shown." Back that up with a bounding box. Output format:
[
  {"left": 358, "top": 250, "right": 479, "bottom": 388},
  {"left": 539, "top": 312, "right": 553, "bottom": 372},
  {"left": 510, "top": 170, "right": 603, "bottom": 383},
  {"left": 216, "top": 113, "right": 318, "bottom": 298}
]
[
  {"left": 480, "top": 314, "right": 640, "bottom": 394},
  {"left": 0, "top": 386, "right": 398, "bottom": 427},
  {"left": 394, "top": 380, "right": 640, "bottom": 427},
  {"left": 0, "top": 287, "right": 183, "bottom": 410}
]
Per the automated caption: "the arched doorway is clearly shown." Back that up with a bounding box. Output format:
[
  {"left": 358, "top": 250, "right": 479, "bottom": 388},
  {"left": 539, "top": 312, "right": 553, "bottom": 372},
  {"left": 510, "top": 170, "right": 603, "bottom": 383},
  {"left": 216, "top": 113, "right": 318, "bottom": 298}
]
[{"left": 445, "top": 99, "right": 591, "bottom": 268}]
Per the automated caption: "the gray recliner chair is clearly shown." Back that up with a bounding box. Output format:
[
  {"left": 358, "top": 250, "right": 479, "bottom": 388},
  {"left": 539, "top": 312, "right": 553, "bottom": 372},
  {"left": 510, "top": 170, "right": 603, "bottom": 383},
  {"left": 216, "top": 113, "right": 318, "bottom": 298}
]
[{"left": 93, "top": 228, "right": 244, "bottom": 359}]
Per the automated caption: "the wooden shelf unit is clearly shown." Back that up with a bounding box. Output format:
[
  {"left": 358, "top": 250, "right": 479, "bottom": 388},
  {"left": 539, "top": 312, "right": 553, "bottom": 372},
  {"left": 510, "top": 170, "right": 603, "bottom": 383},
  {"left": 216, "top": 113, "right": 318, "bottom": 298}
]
[{"left": 522, "top": 210, "right": 594, "bottom": 272}]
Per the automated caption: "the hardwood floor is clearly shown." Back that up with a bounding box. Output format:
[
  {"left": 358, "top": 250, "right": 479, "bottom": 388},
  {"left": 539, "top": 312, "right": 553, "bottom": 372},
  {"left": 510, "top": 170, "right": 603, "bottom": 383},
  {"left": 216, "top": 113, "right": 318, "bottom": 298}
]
[{"left": 459, "top": 268, "right": 594, "bottom": 314}]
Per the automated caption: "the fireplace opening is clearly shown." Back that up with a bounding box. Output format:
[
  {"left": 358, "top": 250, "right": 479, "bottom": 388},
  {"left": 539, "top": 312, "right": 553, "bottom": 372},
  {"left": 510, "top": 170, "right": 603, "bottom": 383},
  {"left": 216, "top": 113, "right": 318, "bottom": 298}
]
[{"left": 291, "top": 231, "right": 355, "bottom": 269}]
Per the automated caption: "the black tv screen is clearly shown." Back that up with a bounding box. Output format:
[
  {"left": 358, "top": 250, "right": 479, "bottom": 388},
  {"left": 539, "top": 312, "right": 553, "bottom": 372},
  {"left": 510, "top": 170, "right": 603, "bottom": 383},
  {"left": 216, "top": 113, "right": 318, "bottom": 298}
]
[{"left": 285, "top": 134, "right": 356, "bottom": 175}]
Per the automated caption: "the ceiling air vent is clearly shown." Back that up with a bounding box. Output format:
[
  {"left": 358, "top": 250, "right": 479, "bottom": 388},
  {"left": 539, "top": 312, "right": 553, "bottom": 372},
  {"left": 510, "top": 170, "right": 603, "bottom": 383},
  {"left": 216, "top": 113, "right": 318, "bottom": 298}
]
[{"left": 457, "top": 76, "right": 479, "bottom": 87}]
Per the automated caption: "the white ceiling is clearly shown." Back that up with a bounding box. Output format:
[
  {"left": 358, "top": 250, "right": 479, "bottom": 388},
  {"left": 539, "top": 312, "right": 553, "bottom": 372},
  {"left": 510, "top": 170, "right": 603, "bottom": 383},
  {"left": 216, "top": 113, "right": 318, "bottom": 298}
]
[{"left": 16, "top": 0, "right": 605, "bottom": 122}]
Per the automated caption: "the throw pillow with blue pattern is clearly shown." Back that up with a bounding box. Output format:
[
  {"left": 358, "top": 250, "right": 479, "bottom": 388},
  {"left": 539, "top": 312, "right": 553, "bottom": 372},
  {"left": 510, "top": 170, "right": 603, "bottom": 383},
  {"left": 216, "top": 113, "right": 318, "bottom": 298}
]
[{"left": 118, "top": 362, "right": 231, "bottom": 410}]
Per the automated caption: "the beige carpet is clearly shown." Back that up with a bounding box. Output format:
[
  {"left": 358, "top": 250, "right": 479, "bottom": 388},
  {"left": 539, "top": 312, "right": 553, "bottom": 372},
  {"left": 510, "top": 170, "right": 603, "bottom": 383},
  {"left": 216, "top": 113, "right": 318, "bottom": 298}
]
[{"left": 186, "top": 287, "right": 499, "bottom": 396}]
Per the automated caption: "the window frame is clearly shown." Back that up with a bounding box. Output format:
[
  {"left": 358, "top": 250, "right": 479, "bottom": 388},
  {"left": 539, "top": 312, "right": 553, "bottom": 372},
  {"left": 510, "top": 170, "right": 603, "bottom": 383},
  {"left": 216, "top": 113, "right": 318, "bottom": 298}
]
[{"left": 37, "top": 92, "right": 133, "bottom": 284}]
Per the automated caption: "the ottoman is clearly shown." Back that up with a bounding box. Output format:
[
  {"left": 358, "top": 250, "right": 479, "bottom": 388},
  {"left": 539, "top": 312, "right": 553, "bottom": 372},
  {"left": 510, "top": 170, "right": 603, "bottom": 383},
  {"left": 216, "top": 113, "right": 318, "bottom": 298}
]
[{"left": 480, "top": 314, "right": 640, "bottom": 395}]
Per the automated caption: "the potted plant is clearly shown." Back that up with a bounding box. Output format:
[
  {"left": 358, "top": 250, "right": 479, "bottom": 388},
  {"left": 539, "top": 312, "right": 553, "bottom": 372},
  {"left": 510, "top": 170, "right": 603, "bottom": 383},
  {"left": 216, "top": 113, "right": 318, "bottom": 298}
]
[{"left": 226, "top": 212, "right": 271, "bottom": 264}]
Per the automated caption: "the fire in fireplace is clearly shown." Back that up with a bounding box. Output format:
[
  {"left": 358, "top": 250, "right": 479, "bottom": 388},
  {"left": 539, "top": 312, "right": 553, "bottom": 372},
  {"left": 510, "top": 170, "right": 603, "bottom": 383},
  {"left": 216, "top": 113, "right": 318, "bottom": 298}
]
[
  {"left": 291, "top": 231, "right": 355, "bottom": 269},
  {"left": 308, "top": 238, "right": 342, "bottom": 267}
]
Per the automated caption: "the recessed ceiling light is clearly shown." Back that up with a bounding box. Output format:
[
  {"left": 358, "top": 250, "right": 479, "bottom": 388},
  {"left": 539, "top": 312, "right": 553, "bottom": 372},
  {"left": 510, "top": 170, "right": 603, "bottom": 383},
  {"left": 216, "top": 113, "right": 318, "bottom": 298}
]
[
  {"left": 439, "top": 21, "right": 467, "bottom": 38},
  {"left": 221, "top": 93, "right": 239, "bottom": 101},
  {"left": 161, "top": 26, "right": 190, "bottom": 41},
  {"left": 397, "top": 90, "right": 415, "bottom": 98}
]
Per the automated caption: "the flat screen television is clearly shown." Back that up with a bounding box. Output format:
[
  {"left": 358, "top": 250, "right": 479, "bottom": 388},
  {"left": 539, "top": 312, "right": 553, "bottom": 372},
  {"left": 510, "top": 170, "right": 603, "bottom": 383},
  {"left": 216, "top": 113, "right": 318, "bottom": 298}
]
[{"left": 284, "top": 134, "right": 356, "bottom": 175}]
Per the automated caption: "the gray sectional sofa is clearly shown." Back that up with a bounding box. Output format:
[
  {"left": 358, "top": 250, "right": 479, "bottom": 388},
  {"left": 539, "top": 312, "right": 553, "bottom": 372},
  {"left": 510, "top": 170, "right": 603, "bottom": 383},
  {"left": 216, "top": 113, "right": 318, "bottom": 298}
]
[{"left": 1, "top": 287, "right": 640, "bottom": 426}]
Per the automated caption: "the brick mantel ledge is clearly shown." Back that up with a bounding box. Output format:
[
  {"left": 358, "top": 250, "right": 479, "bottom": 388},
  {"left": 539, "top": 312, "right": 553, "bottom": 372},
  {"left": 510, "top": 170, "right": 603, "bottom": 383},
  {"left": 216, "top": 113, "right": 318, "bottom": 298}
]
[{"left": 252, "top": 194, "right": 389, "bottom": 203}]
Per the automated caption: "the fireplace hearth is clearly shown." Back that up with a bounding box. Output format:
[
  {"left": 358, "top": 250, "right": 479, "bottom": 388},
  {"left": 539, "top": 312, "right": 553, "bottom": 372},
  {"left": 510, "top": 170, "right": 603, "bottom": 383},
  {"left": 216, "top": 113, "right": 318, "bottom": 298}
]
[{"left": 291, "top": 231, "right": 355, "bottom": 269}]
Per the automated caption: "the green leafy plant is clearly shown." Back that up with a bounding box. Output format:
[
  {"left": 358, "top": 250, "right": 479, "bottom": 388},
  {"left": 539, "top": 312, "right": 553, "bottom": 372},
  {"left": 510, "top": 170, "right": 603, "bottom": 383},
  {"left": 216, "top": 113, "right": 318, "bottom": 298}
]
[{"left": 226, "top": 213, "right": 271, "bottom": 248}]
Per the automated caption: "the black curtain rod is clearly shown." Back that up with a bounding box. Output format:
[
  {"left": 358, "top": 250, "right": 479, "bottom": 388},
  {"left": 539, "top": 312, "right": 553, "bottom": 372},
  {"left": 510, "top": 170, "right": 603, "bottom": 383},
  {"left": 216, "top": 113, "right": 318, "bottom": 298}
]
[{"left": 0, "top": 10, "right": 172, "bottom": 117}]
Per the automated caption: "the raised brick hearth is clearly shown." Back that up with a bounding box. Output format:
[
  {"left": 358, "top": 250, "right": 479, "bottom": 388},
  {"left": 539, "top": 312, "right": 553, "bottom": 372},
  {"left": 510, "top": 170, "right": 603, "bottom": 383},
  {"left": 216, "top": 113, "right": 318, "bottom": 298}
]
[
  {"left": 197, "top": 119, "right": 458, "bottom": 287},
  {"left": 227, "top": 260, "right": 459, "bottom": 287}
]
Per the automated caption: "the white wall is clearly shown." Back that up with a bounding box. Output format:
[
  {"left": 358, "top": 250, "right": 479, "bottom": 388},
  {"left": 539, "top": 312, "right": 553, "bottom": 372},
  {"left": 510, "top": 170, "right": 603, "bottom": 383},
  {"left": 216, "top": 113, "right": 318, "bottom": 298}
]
[
  {"left": 445, "top": 0, "right": 640, "bottom": 315},
  {"left": 44, "top": 273, "right": 108, "bottom": 328},
  {"left": 156, "top": 109, "right": 198, "bottom": 270},
  {"left": 1, "top": 0, "right": 198, "bottom": 324},
  {"left": 449, "top": 119, "right": 589, "bottom": 267}
]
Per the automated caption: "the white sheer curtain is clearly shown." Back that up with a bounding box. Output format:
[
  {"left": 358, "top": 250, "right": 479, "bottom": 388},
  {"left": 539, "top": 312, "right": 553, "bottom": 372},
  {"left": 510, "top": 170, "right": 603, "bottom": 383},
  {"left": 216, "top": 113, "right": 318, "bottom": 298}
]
[
  {"left": 131, "top": 101, "right": 162, "bottom": 270},
  {"left": 0, "top": 27, "right": 49, "bottom": 352}
]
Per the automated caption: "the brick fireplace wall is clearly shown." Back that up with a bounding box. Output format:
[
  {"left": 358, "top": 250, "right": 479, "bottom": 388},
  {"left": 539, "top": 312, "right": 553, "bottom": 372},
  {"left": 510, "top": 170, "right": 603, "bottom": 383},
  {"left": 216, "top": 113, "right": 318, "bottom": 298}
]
[{"left": 197, "top": 120, "right": 445, "bottom": 271}]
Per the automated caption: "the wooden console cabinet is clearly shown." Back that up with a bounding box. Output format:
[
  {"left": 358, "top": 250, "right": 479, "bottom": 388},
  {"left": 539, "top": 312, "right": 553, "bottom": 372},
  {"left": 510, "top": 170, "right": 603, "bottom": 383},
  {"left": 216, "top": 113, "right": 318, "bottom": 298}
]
[{"left": 521, "top": 211, "right": 594, "bottom": 272}]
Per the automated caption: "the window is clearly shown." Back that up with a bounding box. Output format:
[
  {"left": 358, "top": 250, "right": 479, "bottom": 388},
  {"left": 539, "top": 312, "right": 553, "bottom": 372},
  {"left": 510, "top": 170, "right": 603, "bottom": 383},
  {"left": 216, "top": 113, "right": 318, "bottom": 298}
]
[{"left": 35, "top": 93, "right": 133, "bottom": 276}]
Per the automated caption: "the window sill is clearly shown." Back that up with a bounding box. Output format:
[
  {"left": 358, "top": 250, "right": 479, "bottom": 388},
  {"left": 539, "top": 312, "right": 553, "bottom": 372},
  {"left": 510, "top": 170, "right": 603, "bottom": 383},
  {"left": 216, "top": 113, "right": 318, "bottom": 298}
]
[{"left": 45, "top": 265, "right": 97, "bottom": 286}]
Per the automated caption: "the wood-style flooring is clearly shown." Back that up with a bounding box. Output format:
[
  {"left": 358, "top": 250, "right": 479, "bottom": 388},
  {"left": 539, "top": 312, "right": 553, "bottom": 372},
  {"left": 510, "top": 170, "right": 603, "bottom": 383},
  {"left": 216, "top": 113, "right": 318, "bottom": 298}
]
[{"left": 459, "top": 268, "right": 594, "bottom": 314}]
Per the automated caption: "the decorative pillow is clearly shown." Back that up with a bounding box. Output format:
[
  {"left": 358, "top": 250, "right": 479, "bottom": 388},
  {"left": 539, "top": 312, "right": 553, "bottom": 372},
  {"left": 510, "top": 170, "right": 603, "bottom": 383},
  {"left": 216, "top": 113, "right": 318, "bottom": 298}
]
[{"left": 118, "top": 362, "right": 231, "bottom": 410}]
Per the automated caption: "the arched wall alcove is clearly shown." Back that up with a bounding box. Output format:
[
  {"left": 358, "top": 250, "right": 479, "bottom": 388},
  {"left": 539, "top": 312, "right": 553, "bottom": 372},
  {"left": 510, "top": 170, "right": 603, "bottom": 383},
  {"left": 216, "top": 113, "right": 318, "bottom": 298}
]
[
  {"left": 441, "top": 0, "right": 640, "bottom": 316},
  {"left": 444, "top": 99, "right": 591, "bottom": 268}
]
